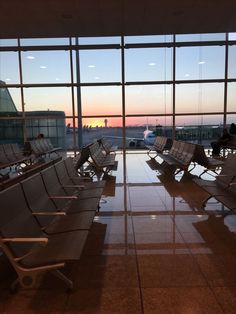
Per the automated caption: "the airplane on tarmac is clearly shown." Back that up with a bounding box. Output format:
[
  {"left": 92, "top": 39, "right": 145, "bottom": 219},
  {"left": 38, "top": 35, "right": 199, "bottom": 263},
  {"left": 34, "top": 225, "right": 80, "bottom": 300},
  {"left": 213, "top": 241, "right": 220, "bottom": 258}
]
[
  {"left": 128, "top": 128, "right": 156, "bottom": 147},
  {"left": 105, "top": 126, "right": 157, "bottom": 147}
]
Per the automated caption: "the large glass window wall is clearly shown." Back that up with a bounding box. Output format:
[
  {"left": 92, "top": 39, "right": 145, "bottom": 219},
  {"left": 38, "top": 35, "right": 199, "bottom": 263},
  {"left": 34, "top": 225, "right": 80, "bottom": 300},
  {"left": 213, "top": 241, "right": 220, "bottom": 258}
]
[{"left": 0, "top": 33, "right": 236, "bottom": 151}]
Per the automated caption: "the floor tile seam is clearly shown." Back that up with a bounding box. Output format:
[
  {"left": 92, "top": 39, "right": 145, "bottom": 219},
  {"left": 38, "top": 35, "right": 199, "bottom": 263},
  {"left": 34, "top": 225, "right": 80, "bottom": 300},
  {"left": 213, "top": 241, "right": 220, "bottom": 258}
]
[
  {"left": 140, "top": 283, "right": 211, "bottom": 289},
  {"left": 128, "top": 185, "right": 145, "bottom": 314},
  {"left": 61, "top": 290, "right": 71, "bottom": 313},
  {"left": 207, "top": 284, "right": 229, "bottom": 313},
  {"left": 169, "top": 214, "right": 215, "bottom": 290},
  {"left": 156, "top": 191, "right": 172, "bottom": 210},
  {"left": 140, "top": 284, "right": 236, "bottom": 288},
  {"left": 179, "top": 230, "right": 227, "bottom": 293},
  {"left": 130, "top": 230, "right": 146, "bottom": 314}
]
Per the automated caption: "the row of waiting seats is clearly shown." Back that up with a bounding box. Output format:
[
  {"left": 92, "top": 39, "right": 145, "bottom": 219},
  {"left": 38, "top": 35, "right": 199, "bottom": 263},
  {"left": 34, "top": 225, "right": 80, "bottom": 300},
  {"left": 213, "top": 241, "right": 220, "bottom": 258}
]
[
  {"left": 0, "top": 157, "right": 105, "bottom": 291},
  {"left": 75, "top": 139, "right": 118, "bottom": 177},
  {"left": 147, "top": 136, "right": 236, "bottom": 212},
  {"left": 0, "top": 157, "right": 62, "bottom": 191},
  {"left": 24, "top": 138, "right": 62, "bottom": 158},
  {"left": 193, "top": 153, "right": 236, "bottom": 211},
  {"left": 97, "top": 137, "right": 118, "bottom": 155},
  {"left": 147, "top": 137, "right": 224, "bottom": 177},
  {"left": 0, "top": 139, "right": 63, "bottom": 181},
  {"left": 0, "top": 143, "right": 33, "bottom": 174}
]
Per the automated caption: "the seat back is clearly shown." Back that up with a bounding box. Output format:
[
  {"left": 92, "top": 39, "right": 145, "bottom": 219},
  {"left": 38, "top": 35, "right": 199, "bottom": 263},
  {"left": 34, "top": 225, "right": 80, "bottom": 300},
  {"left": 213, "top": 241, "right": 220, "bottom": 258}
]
[
  {"left": 169, "top": 140, "right": 180, "bottom": 158},
  {"left": 36, "top": 139, "right": 46, "bottom": 152},
  {"left": 30, "top": 140, "right": 42, "bottom": 155},
  {"left": 11, "top": 143, "right": 23, "bottom": 158},
  {"left": 21, "top": 172, "right": 57, "bottom": 227},
  {"left": 193, "top": 144, "right": 209, "bottom": 167},
  {"left": 45, "top": 138, "right": 54, "bottom": 150},
  {"left": 180, "top": 142, "right": 196, "bottom": 165},
  {"left": 75, "top": 144, "right": 91, "bottom": 170},
  {"left": 41, "top": 166, "right": 65, "bottom": 195},
  {"left": 100, "top": 138, "right": 113, "bottom": 153},
  {"left": 154, "top": 136, "right": 168, "bottom": 152},
  {"left": 217, "top": 154, "right": 236, "bottom": 188},
  {"left": 3, "top": 144, "right": 15, "bottom": 162},
  {"left": 64, "top": 157, "right": 77, "bottom": 177},
  {"left": 41, "top": 166, "right": 68, "bottom": 208},
  {"left": 54, "top": 160, "right": 72, "bottom": 185},
  {"left": 0, "top": 184, "right": 42, "bottom": 257},
  {"left": 0, "top": 151, "right": 9, "bottom": 165},
  {"left": 89, "top": 142, "right": 105, "bottom": 166},
  {"left": 176, "top": 141, "right": 185, "bottom": 157}
]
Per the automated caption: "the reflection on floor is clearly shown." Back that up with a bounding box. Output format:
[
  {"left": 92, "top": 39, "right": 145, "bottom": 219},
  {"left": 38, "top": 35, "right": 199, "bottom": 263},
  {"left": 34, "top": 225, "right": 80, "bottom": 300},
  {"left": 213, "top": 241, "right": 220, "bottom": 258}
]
[{"left": 1, "top": 151, "right": 236, "bottom": 313}]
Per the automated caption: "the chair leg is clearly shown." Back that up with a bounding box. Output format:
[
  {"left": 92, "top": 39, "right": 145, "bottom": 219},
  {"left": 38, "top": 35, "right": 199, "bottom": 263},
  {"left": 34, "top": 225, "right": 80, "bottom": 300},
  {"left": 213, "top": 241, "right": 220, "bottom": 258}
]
[
  {"left": 11, "top": 277, "right": 19, "bottom": 292},
  {"left": 51, "top": 269, "right": 74, "bottom": 290}
]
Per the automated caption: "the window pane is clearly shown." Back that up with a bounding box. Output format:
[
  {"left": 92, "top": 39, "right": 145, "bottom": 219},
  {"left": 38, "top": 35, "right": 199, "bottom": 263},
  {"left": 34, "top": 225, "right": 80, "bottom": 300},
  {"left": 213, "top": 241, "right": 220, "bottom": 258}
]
[
  {"left": 227, "top": 114, "right": 236, "bottom": 125},
  {"left": 125, "top": 35, "right": 173, "bottom": 44},
  {"left": 0, "top": 86, "right": 22, "bottom": 111},
  {"left": 0, "top": 118, "right": 24, "bottom": 145},
  {"left": 0, "top": 39, "right": 18, "bottom": 46},
  {"left": 227, "top": 82, "right": 236, "bottom": 112},
  {"left": 228, "top": 45, "right": 236, "bottom": 78},
  {"left": 175, "top": 83, "right": 224, "bottom": 113},
  {"left": 175, "top": 114, "right": 223, "bottom": 126},
  {"left": 81, "top": 86, "right": 122, "bottom": 115},
  {"left": 176, "top": 33, "right": 226, "bottom": 42},
  {"left": 22, "top": 51, "right": 71, "bottom": 84},
  {"left": 23, "top": 87, "right": 73, "bottom": 115},
  {"left": 126, "top": 116, "right": 173, "bottom": 148},
  {"left": 78, "top": 37, "right": 120, "bottom": 45},
  {"left": 125, "top": 48, "right": 172, "bottom": 82},
  {"left": 126, "top": 85, "right": 172, "bottom": 115},
  {"left": 175, "top": 115, "right": 224, "bottom": 145},
  {"left": 81, "top": 117, "right": 122, "bottom": 148},
  {"left": 0, "top": 52, "right": 20, "bottom": 84},
  {"left": 20, "top": 38, "right": 69, "bottom": 46},
  {"left": 79, "top": 49, "right": 121, "bottom": 83},
  {"left": 176, "top": 46, "right": 225, "bottom": 80},
  {"left": 228, "top": 33, "right": 236, "bottom": 41},
  {"left": 25, "top": 114, "right": 66, "bottom": 148},
  {"left": 126, "top": 116, "right": 173, "bottom": 129}
]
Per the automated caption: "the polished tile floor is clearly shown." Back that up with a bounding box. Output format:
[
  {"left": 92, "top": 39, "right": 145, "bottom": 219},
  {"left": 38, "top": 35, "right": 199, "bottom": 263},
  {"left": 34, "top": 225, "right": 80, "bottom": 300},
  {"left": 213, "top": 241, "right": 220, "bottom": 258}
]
[{"left": 1, "top": 151, "right": 236, "bottom": 313}]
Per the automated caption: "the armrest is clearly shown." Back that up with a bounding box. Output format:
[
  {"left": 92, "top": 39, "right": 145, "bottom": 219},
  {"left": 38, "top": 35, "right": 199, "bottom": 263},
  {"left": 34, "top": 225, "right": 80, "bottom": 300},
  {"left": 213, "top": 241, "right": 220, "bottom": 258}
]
[
  {"left": 1, "top": 237, "right": 49, "bottom": 263},
  {"left": 217, "top": 174, "right": 233, "bottom": 177},
  {"left": 49, "top": 195, "right": 77, "bottom": 199},
  {"left": 62, "top": 185, "right": 85, "bottom": 188},
  {"left": 71, "top": 176, "right": 91, "bottom": 181},
  {"left": 2, "top": 237, "right": 48, "bottom": 243},
  {"left": 32, "top": 212, "right": 66, "bottom": 216}
]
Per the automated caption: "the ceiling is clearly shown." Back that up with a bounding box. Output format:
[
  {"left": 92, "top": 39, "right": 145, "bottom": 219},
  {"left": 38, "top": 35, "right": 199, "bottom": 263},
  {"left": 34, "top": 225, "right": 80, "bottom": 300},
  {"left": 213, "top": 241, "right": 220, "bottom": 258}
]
[{"left": 1, "top": 0, "right": 236, "bottom": 39}]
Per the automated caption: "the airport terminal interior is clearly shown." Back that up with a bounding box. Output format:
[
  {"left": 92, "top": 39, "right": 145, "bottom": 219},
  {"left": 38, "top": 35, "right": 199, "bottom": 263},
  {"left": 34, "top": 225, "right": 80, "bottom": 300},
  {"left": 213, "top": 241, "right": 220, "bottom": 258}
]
[{"left": 1, "top": 1, "right": 236, "bottom": 313}]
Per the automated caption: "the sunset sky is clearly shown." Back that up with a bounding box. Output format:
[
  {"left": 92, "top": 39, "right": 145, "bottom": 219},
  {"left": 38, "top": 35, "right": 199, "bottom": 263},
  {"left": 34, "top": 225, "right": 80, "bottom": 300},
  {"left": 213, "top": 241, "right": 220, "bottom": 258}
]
[{"left": 1, "top": 34, "right": 236, "bottom": 127}]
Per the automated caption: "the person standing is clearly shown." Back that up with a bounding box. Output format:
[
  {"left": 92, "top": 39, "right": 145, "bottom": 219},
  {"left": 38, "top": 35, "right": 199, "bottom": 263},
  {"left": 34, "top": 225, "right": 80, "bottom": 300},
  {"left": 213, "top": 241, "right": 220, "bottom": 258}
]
[{"left": 211, "top": 128, "right": 231, "bottom": 156}]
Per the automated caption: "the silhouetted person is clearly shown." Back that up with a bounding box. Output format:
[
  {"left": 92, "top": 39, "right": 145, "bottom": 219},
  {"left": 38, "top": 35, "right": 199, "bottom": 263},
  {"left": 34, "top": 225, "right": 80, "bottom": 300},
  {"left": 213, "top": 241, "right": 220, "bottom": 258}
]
[
  {"left": 211, "top": 128, "right": 231, "bottom": 156},
  {"left": 37, "top": 133, "right": 44, "bottom": 139},
  {"left": 230, "top": 123, "right": 236, "bottom": 134}
]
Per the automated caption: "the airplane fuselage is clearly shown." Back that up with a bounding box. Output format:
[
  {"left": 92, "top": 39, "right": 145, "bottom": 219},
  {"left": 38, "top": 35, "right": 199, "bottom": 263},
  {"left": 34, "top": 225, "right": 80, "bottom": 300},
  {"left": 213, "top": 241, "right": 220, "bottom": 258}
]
[{"left": 143, "top": 129, "right": 156, "bottom": 145}]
